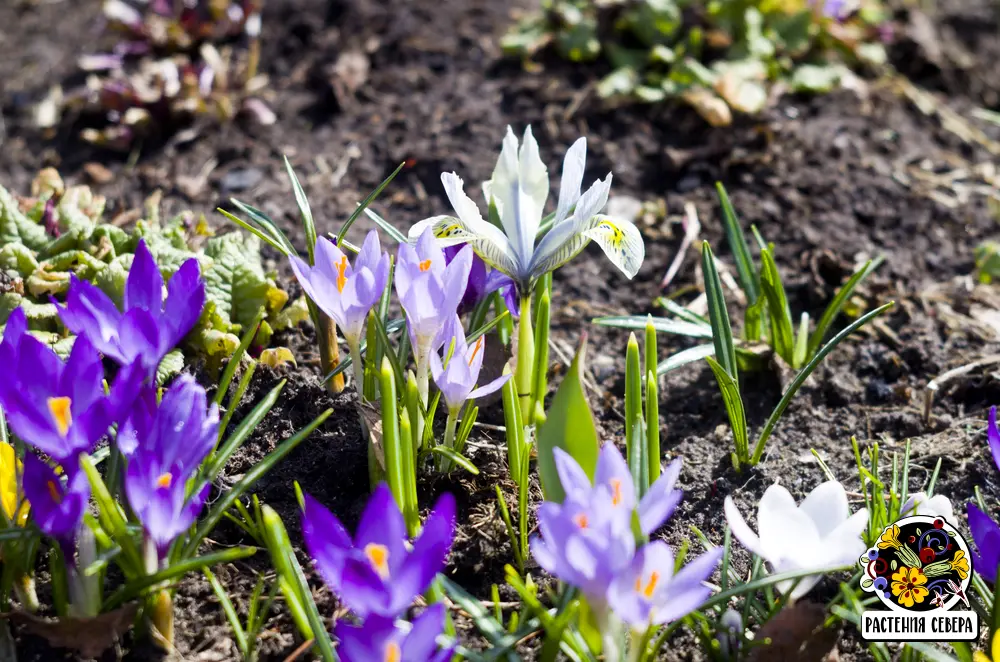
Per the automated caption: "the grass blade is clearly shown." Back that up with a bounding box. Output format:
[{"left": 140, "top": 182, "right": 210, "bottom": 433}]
[
  {"left": 759, "top": 248, "right": 794, "bottom": 364},
  {"left": 106, "top": 547, "right": 257, "bottom": 608},
  {"left": 793, "top": 312, "right": 809, "bottom": 370},
  {"left": 702, "top": 242, "right": 739, "bottom": 380},
  {"left": 750, "top": 302, "right": 894, "bottom": 463},
  {"left": 337, "top": 162, "right": 407, "bottom": 245},
  {"left": 208, "top": 380, "right": 286, "bottom": 480},
  {"left": 428, "top": 446, "right": 479, "bottom": 475},
  {"left": 214, "top": 307, "right": 265, "bottom": 407},
  {"left": 807, "top": 258, "right": 881, "bottom": 357},
  {"left": 654, "top": 296, "right": 710, "bottom": 325},
  {"left": 225, "top": 201, "right": 297, "bottom": 256},
  {"left": 204, "top": 567, "right": 249, "bottom": 656},
  {"left": 283, "top": 157, "right": 318, "bottom": 263},
  {"left": 363, "top": 208, "right": 408, "bottom": 244},
  {"left": 715, "top": 183, "right": 760, "bottom": 303},
  {"left": 592, "top": 315, "right": 712, "bottom": 338},
  {"left": 657, "top": 343, "right": 716, "bottom": 376},
  {"left": 705, "top": 356, "right": 749, "bottom": 470}
]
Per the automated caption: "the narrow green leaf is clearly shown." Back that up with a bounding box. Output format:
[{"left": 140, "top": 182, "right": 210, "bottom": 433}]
[
  {"left": 363, "top": 208, "right": 408, "bottom": 244},
  {"left": 532, "top": 289, "right": 551, "bottom": 417},
  {"left": 793, "top": 312, "right": 809, "bottom": 370},
  {"left": 214, "top": 307, "right": 265, "bottom": 407},
  {"left": 79, "top": 454, "right": 143, "bottom": 575},
  {"left": 716, "top": 183, "right": 760, "bottom": 303},
  {"left": 204, "top": 567, "right": 249, "bottom": 656},
  {"left": 702, "top": 242, "right": 739, "bottom": 380},
  {"left": 807, "top": 258, "right": 881, "bottom": 357},
  {"left": 468, "top": 310, "right": 511, "bottom": 344},
  {"left": 705, "top": 356, "right": 749, "bottom": 470},
  {"left": 106, "top": 547, "right": 256, "bottom": 609},
  {"left": 337, "top": 162, "right": 406, "bottom": 245},
  {"left": 536, "top": 336, "right": 599, "bottom": 502},
  {"left": 428, "top": 446, "right": 479, "bottom": 475},
  {"left": 759, "top": 249, "right": 795, "bottom": 363},
  {"left": 225, "top": 201, "right": 297, "bottom": 257},
  {"left": 218, "top": 361, "right": 257, "bottom": 439},
  {"left": 372, "top": 314, "right": 405, "bottom": 393},
  {"left": 750, "top": 302, "right": 893, "bottom": 463},
  {"left": 657, "top": 343, "right": 716, "bottom": 376},
  {"left": 646, "top": 369, "right": 660, "bottom": 485},
  {"left": 654, "top": 297, "right": 710, "bottom": 325},
  {"left": 592, "top": 315, "right": 712, "bottom": 338},
  {"left": 216, "top": 208, "right": 291, "bottom": 257},
  {"left": 500, "top": 365, "right": 526, "bottom": 491},
  {"left": 183, "top": 408, "right": 332, "bottom": 558},
  {"left": 624, "top": 333, "right": 643, "bottom": 476},
  {"left": 494, "top": 485, "right": 523, "bottom": 574},
  {"left": 283, "top": 157, "right": 318, "bottom": 264},
  {"left": 208, "top": 380, "right": 286, "bottom": 480}
]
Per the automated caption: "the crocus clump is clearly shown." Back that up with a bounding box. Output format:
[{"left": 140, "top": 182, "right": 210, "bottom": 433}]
[
  {"left": 123, "top": 375, "right": 219, "bottom": 562},
  {"left": 967, "top": 502, "right": 1000, "bottom": 584},
  {"left": 431, "top": 314, "right": 510, "bottom": 414},
  {"left": 56, "top": 238, "right": 206, "bottom": 382},
  {"left": 301, "top": 483, "right": 455, "bottom": 619},
  {"left": 724, "top": 480, "right": 869, "bottom": 599},
  {"left": 531, "top": 444, "right": 719, "bottom": 633},
  {"left": 411, "top": 126, "right": 644, "bottom": 293},
  {"left": 21, "top": 454, "right": 90, "bottom": 557},
  {"left": 290, "top": 230, "right": 390, "bottom": 360}
]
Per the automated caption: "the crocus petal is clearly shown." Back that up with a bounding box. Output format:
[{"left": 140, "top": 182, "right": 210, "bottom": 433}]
[
  {"left": 441, "top": 246, "right": 473, "bottom": 316},
  {"left": 798, "top": 480, "right": 850, "bottom": 539},
  {"left": 354, "top": 484, "right": 408, "bottom": 572},
  {"left": 967, "top": 502, "right": 1000, "bottom": 583},
  {"left": 58, "top": 277, "right": 125, "bottom": 362},
  {"left": 652, "top": 547, "right": 723, "bottom": 624},
  {"left": 819, "top": 508, "right": 868, "bottom": 567},
  {"left": 340, "top": 556, "right": 393, "bottom": 617},
  {"left": 467, "top": 373, "right": 512, "bottom": 400},
  {"left": 723, "top": 496, "right": 765, "bottom": 557},
  {"left": 552, "top": 448, "right": 592, "bottom": 496},
  {"left": 757, "top": 484, "right": 823, "bottom": 562},
  {"left": 391, "top": 493, "right": 455, "bottom": 614},
  {"left": 989, "top": 406, "right": 1000, "bottom": 475},
  {"left": 164, "top": 258, "right": 205, "bottom": 344},
  {"left": 124, "top": 239, "right": 164, "bottom": 313},
  {"left": 356, "top": 230, "right": 382, "bottom": 272},
  {"left": 301, "top": 493, "right": 353, "bottom": 594},
  {"left": 402, "top": 604, "right": 448, "bottom": 660}
]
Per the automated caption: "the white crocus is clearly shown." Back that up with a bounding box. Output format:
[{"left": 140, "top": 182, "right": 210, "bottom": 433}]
[
  {"left": 724, "top": 481, "right": 869, "bottom": 600},
  {"left": 900, "top": 492, "right": 953, "bottom": 521},
  {"left": 409, "top": 126, "right": 644, "bottom": 291}
]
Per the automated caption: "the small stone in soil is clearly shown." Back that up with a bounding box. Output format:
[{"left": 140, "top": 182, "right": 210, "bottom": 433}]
[
  {"left": 865, "top": 378, "right": 894, "bottom": 404},
  {"left": 219, "top": 167, "right": 264, "bottom": 194}
]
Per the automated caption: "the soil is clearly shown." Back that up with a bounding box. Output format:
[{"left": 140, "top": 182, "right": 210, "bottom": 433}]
[{"left": 2, "top": 0, "right": 1000, "bottom": 659}]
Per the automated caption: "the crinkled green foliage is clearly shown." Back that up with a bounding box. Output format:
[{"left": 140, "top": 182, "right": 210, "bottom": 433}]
[
  {"left": 503, "top": 0, "right": 889, "bottom": 124},
  {"left": 0, "top": 170, "right": 303, "bottom": 382}
]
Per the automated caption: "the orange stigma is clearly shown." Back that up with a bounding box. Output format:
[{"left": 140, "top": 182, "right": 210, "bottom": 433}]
[
  {"left": 418, "top": 259, "right": 432, "bottom": 272},
  {"left": 156, "top": 472, "right": 173, "bottom": 489},
  {"left": 573, "top": 513, "right": 589, "bottom": 529},
  {"left": 47, "top": 397, "right": 72, "bottom": 437},
  {"left": 610, "top": 478, "right": 623, "bottom": 506},
  {"left": 47, "top": 480, "right": 62, "bottom": 504},
  {"left": 364, "top": 543, "right": 391, "bottom": 579},
  {"left": 634, "top": 571, "right": 661, "bottom": 598},
  {"left": 384, "top": 641, "right": 401, "bottom": 662},
  {"left": 468, "top": 336, "right": 485, "bottom": 366},
  {"left": 336, "top": 256, "right": 349, "bottom": 293}
]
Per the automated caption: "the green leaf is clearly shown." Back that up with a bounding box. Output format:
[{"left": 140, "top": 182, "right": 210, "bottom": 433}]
[
  {"left": 705, "top": 356, "right": 749, "bottom": 470},
  {"left": 592, "top": 315, "right": 712, "bottom": 338},
  {"left": 202, "top": 233, "right": 274, "bottom": 330},
  {"left": 537, "top": 336, "right": 599, "bottom": 502},
  {"left": 0, "top": 185, "right": 49, "bottom": 250},
  {"left": 363, "top": 208, "right": 408, "bottom": 244},
  {"left": 624, "top": 333, "right": 643, "bottom": 486},
  {"left": 702, "top": 242, "right": 739, "bottom": 380},
  {"left": 207, "top": 380, "right": 285, "bottom": 479},
  {"left": 759, "top": 248, "right": 795, "bottom": 364},
  {"left": 283, "top": 157, "right": 317, "bottom": 264},
  {"left": 715, "top": 183, "right": 759, "bottom": 303},
  {"left": 657, "top": 344, "right": 717, "bottom": 376},
  {"left": 750, "top": 302, "right": 893, "bottom": 463},
  {"left": 155, "top": 349, "right": 185, "bottom": 386},
  {"left": 807, "top": 258, "right": 880, "bottom": 357},
  {"left": 790, "top": 64, "right": 843, "bottom": 93},
  {"left": 337, "top": 162, "right": 406, "bottom": 245},
  {"left": 428, "top": 446, "right": 479, "bottom": 475}
]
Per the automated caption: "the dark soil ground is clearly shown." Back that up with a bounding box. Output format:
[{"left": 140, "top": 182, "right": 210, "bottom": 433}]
[{"left": 2, "top": 0, "right": 1000, "bottom": 659}]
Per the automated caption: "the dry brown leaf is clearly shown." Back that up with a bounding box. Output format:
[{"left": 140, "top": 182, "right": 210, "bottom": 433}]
[
  {"left": 748, "top": 602, "right": 840, "bottom": 662},
  {"left": 5, "top": 602, "right": 139, "bottom": 658},
  {"left": 682, "top": 87, "right": 732, "bottom": 127}
]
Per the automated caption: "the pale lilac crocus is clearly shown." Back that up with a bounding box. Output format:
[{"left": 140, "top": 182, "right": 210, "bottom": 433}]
[
  {"left": 431, "top": 314, "right": 510, "bottom": 413},
  {"left": 334, "top": 604, "right": 454, "bottom": 662},
  {"left": 608, "top": 540, "right": 721, "bottom": 630},
  {"left": 289, "top": 230, "right": 390, "bottom": 385},
  {"left": 987, "top": 405, "right": 1000, "bottom": 475},
  {"left": 530, "top": 445, "right": 683, "bottom": 603}
]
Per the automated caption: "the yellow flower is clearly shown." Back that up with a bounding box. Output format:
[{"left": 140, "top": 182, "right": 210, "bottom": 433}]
[
  {"left": 0, "top": 442, "right": 29, "bottom": 526},
  {"left": 891, "top": 566, "right": 929, "bottom": 609},
  {"left": 950, "top": 550, "right": 970, "bottom": 580},
  {"left": 878, "top": 524, "right": 902, "bottom": 550},
  {"left": 974, "top": 629, "right": 1000, "bottom": 662}
]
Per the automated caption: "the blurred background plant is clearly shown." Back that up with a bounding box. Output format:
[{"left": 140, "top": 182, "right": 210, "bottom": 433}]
[
  {"left": 36, "top": 0, "right": 272, "bottom": 151},
  {"left": 0, "top": 169, "right": 305, "bottom": 381},
  {"left": 503, "top": 0, "right": 891, "bottom": 126}
]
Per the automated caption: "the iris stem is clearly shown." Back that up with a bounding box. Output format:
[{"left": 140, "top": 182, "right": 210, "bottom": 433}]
[
  {"left": 438, "top": 408, "right": 459, "bottom": 472},
  {"left": 516, "top": 295, "right": 535, "bottom": 424}
]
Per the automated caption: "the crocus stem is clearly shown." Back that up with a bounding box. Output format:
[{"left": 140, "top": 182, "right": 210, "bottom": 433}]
[
  {"left": 626, "top": 628, "right": 647, "bottom": 662},
  {"left": 13, "top": 573, "right": 38, "bottom": 612},
  {"left": 415, "top": 355, "right": 430, "bottom": 449},
  {"left": 318, "top": 313, "right": 346, "bottom": 394},
  {"left": 437, "top": 408, "right": 459, "bottom": 472},
  {"left": 516, "top": 295, "right": 535, "bottom": 424},
  {"left": 348, "top": 339, "right": 364, "bottom": 401},
  {"left": 151, "top": 589, "right": 174, "bottom": 649}
]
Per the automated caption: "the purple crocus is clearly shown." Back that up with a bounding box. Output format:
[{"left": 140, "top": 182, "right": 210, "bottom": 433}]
[
  {"left": 987, "top": 406, "right": 1000, "bottom": 476},
  {"left": 811, "top": 0, "right": 849, "bottom": 19},
  {"left": 334, "top": 604, "right": 454, "bottom": 662},
  {"left": 430, "top": 314, "right": 510, "bottom": 413},
  {"left": 967, "top": 502, "right": 1000, "bottom": 584},
  {"left": 0, "top": 328, "right": 113, "bottom": 462},
  {"left": 56, "top": 238, "right": 205, "bottom": 381},
  {"left": 443, "top": 244, "right": 516, "bottom": 315},
  {"left": 289, "top": 230, "right": 390, "bottom": 350},
  {"left": 395, "top": 229, "right": 473, "bottom": 370},
  {"left": 123, "top": 376, "right": 218, "bottom": 559},
  {"left": 22, "top": 453, "right": 90, "bottom": 554},
  {"left": 301, "top": 483, "right": 455, "bottom": 619},
  {"left": 530, "top": 445, "right": 683, "bottom": 602},
  {"left": 608, "top": 541, "right": 721, "bottom": 629}
]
